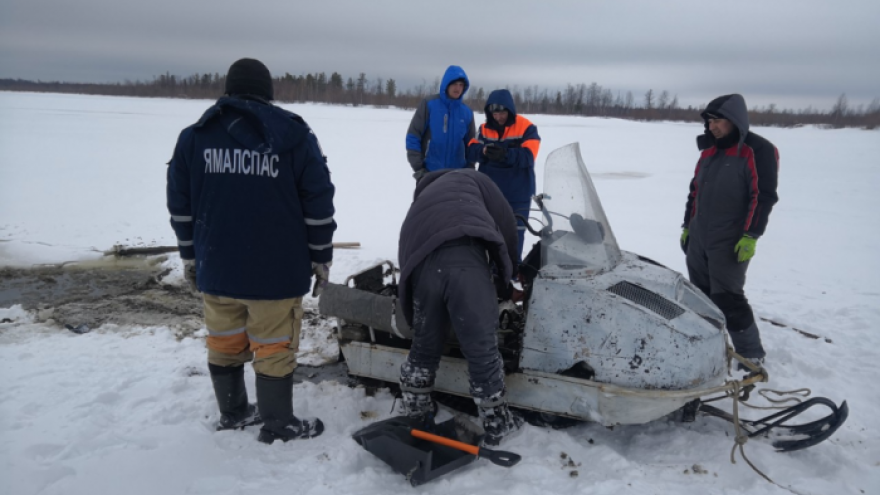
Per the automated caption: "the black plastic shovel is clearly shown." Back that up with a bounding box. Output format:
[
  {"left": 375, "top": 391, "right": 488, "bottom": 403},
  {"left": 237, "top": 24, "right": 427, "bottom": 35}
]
[
  {"left": 352, "top": 416, "right": 521, "bottom": 486},
  {"left": 410, "top": 427, "right": 521, "bottom": 467}
]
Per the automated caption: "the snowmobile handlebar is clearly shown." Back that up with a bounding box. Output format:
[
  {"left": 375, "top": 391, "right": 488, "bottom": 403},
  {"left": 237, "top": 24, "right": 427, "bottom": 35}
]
[{"left": 516, "top": 214, "right": 544, "bottom": 237}]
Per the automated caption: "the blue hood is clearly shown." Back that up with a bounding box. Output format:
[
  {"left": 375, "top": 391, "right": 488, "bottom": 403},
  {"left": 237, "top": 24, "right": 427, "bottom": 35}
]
[
  {"left": 195, "top": 96, "right": 304, "bottom": 154},
  {"left": 484, "top": 89, "right": 517, "bottom": 126},
  {"left": 439, "top": 65, "right": 470, "bottom": 101}
]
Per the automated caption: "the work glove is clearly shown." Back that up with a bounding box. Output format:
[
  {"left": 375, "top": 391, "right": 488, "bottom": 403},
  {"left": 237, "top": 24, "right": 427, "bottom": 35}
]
[
  {"left": 412, "top": 168, "right": 427, "bottom": 182},
  {"left": 734, "top": 234, "right": 757, "bottom": 263},
  {"left": 680, "top": 228, "right": 689, "bottom": 255},
  {"left": 485, "top": 143, "right": 507, "bottom": 162},
  {"left": 311, "top": 261, "right": 332, "bottom": 297},
  {"left": 182, "top": 259, "right": 198, "bottom": 292}
]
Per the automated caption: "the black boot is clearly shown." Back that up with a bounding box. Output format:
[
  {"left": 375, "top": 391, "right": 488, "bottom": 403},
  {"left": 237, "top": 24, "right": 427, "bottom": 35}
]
[
  {"left": 209, "top": 363, "right": 262, "bottom": 431},
  {"left": 255, "top": 373, "right": 324, "bottom": 444},
  {"left": 475, "top": 389, "right": 523, "bottom": 447},
  {"left": 399, "top": 362, "right": 437, "bottom": 430},
  {"left": 728, "top": 322, "right": 766, "bottom": 371}
]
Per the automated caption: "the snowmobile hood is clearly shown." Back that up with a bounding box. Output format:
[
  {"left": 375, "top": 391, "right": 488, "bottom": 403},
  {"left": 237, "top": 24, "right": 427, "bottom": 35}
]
[
  {"left": 194, "top": 96, "right": 309, "bottom": 154},
  {"left": 439, "top": 65, "right": 470, "bottom": 102},
  {"left": 484, "top": 89, "right": 517, "bottom": 127},
  {"left": 698, "top": 94, "right": 749, "bottom": 150}
]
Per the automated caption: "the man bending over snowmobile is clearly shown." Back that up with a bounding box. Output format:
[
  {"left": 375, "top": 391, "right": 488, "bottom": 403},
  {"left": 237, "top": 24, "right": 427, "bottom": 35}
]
[{"left": 397, "top": 168, "right": 523, "bottom": 446}]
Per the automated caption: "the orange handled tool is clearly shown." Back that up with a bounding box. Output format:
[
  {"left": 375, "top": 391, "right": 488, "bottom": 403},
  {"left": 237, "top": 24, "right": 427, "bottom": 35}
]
[{"left": 411, "top": 428, "right": 521, "bottom": 467}]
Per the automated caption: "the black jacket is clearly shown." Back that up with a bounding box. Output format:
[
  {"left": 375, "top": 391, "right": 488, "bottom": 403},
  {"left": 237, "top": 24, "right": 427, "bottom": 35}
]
[
  {"left": 684, "top": 94, "right": 779, "bottom": 241},
  {"left": 167, "top": 96, "right": 336, "bottom": 299},
  {"left": 397, "top": 169, "right": 518, "bottom": 326}
]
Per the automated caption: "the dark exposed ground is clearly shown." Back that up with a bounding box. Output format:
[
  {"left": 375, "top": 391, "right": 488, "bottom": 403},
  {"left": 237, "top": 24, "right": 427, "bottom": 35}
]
[
  {"left": 0, "top": 255, "right": 330, "bottom": 340},
  {"left": 0, "top": 255, "right": 346, "bottom": 386},
  {"left": 0, "top": 256, "right": 204, "bottom": 336}
]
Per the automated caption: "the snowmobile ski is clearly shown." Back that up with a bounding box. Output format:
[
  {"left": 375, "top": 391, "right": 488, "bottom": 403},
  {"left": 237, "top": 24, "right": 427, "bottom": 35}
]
[{"left": 698, "top": 398, "right": 849, "bottom": 452}]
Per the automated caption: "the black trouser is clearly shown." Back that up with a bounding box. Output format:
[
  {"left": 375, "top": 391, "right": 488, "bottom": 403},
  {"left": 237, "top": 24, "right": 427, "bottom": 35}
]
[
  {"left": 405, "top": 238, "right": 505, "bottom": 399},
  {"left": 686, "top": 227, "right": 754, "bottom": 328},
  {"left": 686, "top": 229, "right": 764, "bottom": 358}
]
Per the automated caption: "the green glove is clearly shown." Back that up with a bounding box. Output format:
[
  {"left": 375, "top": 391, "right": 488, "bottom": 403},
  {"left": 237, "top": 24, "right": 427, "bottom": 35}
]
[
  {"left": 734, "top": 234, "right": 757, "bottom": 263},
  {"left": 680, "top": 228, "right": 689, "bottom": 254}
]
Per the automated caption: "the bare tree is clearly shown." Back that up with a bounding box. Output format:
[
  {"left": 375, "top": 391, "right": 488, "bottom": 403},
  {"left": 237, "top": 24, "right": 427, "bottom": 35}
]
[
  {"left": 644, "top": 89, "right": 654, "bottom": 111},
  {"left": 831, "top": 93, "right": 848, "bottom": 117},
  {"left": 831, "top": 93, "right": 848, "bottom": 127},
  {"left": 658, "top": 90, "right": 669, "bottom": 110}
]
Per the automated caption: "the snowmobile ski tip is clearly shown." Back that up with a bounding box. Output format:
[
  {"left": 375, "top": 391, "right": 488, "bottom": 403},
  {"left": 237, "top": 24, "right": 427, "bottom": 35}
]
[{"left": 699, "top": 397, "right": 848, "bottom": 452}]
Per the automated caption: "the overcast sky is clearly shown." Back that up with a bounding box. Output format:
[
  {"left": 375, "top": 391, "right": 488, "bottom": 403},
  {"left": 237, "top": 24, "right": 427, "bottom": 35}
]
[{"left": 2, "top": 0, "right": 878, "bottom": 111}]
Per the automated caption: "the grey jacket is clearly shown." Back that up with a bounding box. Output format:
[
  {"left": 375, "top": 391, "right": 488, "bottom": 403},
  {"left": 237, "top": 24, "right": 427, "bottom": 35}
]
[
  {"left": 684, "top": 94, "right": 779, "bottom": 245},
  {"left": 398, "top": 169, "right": 519, "bottom": 326}
]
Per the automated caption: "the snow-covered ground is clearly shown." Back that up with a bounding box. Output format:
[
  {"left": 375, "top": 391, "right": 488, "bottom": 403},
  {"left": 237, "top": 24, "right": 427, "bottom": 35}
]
[{"left": 1, "top": 91, "right": 878, "bottom": 494}]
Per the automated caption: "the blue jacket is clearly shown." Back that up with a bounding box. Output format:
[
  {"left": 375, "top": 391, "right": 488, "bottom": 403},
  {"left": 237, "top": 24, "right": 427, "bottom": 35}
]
[
  {"left": 405, "top": 66, "right": 476, "bottom": 172},
  {"left": 167, "top": 96, "right": 336, "bottom": 300},
  {"left": 468, "top": 89, "right": 541, "bottom": 204}
]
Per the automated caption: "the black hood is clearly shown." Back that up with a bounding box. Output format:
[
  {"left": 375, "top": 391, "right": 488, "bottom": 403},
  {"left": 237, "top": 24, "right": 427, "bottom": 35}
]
[
  {"left": 697, "top": 94, "right": 749, "bottom": 150},
  {"left": 194, "top": 96, "right": 305, "bottom": 154}
]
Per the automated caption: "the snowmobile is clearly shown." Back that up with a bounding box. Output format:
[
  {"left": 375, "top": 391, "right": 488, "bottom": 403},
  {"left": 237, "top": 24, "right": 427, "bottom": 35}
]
[{"left": 320, "top": 143, "right": 847, "bottom": 453}]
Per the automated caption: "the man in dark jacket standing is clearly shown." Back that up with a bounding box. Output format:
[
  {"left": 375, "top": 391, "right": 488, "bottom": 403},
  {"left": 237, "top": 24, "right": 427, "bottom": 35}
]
[
  {"left": 405, "top": 65, "right": 476, "bottom": 180},
  {"left": 397, "top": 169, "right": 522, "bottom": 446},
  {"left": 167, "top": 58, "right": 336, "bottom": 443},
  {"left": 681, "top": 94, "right": 779, "bottom": 368},
  {"left": 468, "top": 89, "right": 541, "bottom": 260}
]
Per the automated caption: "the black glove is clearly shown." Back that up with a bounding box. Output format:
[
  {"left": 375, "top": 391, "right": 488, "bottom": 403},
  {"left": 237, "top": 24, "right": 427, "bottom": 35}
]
[
  {"left": 412, "top": 168, "right": 427, "bottom": 181},
  {"left": 183, "top": 259, "right": 198, "bottom": 292},
  {"left": 493, "top": 273, "right": 513, "bottom": 300},
  {"left": 311, "top": 261, "right": 331, "bottom": 297},
  {"left": 485, "top": 143, "right": 507, "bottom": 162}
]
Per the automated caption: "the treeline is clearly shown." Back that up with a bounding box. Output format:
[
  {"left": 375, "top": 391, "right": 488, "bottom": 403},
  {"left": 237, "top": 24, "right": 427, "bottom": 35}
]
[{"left": 2, "top": 72, "right": 878, "bottom": 129}]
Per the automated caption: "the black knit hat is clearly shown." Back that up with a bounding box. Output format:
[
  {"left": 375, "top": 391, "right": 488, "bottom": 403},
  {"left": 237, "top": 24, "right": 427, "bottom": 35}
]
[{"left": 225, "top": 58, "right": 273, "bottom": 100}]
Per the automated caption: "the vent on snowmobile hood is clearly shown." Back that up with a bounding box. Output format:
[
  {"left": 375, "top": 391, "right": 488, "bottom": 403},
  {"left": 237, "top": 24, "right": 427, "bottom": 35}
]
[{"left": 607, "top": 282, "right": 685, "bottom": 320}]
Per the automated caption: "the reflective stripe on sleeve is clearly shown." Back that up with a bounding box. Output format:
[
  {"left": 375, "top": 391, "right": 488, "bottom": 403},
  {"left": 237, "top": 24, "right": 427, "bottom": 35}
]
[
  {"left": 308, "top": 242, "right": 333, "bottom": 250},
  {"left": 171, "top": 215, "right": 193, "bottom": 222},
  {"left": 178, "top": 240, "right": 193, "bottom": 247},
  {"left": 304, "top": 216, "right": 334, "bottom": 226}
]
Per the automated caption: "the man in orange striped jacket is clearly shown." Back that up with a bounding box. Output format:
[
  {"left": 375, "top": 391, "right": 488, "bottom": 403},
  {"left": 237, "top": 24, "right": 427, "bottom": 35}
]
[{"left": 467, "top": 89, "right": 541, "bottom": 261}]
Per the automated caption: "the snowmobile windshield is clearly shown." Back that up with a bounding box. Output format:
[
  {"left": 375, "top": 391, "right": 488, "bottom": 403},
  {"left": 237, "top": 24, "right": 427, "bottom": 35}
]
[{"left": 538, "top": 143, "right": 621, "bottom": 276}]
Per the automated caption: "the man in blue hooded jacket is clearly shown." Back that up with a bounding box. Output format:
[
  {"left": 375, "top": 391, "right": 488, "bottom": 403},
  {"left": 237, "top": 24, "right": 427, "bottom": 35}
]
[
  {"left": 405, "top": 66, "right": 476, "bottom": 179},
  {"left": 167, "top": 58, "right": 336, "bottom": 444},
  {"left": 467, "top": 89, "right": 541, "bottom": 261}
]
